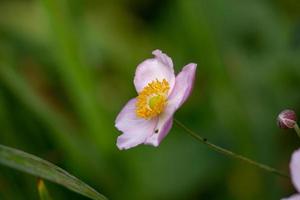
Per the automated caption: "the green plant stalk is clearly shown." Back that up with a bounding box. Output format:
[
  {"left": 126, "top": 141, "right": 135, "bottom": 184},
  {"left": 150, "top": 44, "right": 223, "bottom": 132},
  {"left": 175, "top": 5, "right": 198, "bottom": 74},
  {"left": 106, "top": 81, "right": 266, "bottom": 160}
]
[
  {"left": 179, "top": 0, "right": 254, "bottom": 154},
  {"left": 174, "top": 119, "right": 289, "bottom": 178},
  {"left": 294, "top": 123, "right": 300, "bottom": 139},
  {"left": 38, "top": 179, "right": 53, "bottom": 200}
]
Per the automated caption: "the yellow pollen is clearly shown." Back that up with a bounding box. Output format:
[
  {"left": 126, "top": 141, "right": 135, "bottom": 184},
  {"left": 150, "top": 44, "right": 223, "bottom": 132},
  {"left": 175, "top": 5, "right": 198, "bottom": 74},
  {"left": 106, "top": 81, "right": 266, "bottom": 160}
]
[{"left": 136, "top": 79, "right": 170, "bottom": 119}]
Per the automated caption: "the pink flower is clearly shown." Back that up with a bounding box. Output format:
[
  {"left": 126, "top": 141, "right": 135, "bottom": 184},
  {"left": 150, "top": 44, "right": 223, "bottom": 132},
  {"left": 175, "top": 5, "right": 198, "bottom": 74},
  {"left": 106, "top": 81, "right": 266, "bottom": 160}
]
[
  {"left": 115, "top": 50, "right": 197, "bottom": 150},
  {"left": 283, "top": 149, "right": 300, "bottom": 200}
]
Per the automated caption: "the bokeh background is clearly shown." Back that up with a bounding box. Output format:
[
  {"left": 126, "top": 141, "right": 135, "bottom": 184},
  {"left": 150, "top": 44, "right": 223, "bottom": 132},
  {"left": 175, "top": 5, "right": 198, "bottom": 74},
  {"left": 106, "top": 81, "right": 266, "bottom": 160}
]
[{"left": 0, "top": 0, "right": 300, "bottom": 199}]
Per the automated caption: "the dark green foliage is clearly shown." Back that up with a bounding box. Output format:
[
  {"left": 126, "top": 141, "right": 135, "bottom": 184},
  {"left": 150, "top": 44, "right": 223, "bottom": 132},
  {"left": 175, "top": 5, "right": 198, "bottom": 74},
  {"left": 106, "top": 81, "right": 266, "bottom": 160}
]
[{"left": 0, "top": 0, "right": 299, "bottom": 199}]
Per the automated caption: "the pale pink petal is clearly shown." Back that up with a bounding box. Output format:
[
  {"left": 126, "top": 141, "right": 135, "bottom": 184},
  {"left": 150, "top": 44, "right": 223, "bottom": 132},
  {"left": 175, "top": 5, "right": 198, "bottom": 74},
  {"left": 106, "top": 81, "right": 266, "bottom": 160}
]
[
  {"left": 115, "top": 98, "right": 158, "bottom": 150},
  {"left": 144, "top": 105, "right": 175, "bottom": 146},
  {"left": 291, "top": 149, "right": 300, "bottom": 192},
  {"left": 282, "top": 194, "right": 300, "bottom": 200},
  {"left": 168, "top": 63, "right": 197, "bottom": 109},
  {"left": 134, "top": 50, "right": 175, "bottom": 93},
  {"left": 152, "top": 49, "right": 173, "bottom": 68},
  {"left": 144, "top": 63, "right": 197, "bottom": 146}
]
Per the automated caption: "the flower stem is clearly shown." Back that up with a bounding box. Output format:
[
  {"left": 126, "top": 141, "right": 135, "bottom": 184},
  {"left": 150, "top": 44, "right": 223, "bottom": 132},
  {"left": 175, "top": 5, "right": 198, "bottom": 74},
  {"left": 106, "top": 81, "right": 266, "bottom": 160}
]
[
  {"left": 293, "top": 123, "right": 300, "bottom": 139},
  {"left": 174, "top": 119, "right": 289, "bottom": 178}
]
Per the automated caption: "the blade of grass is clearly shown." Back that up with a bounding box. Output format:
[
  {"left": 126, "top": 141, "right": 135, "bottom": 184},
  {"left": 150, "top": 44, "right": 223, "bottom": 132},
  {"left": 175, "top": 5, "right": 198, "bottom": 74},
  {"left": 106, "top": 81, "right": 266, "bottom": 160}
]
[
  {"left": 0, "top": 62, "right": 79, "bottom": 155},
  {"left": 0, "top": 62, "right": 107, "bottom": 178},
  {"left": 39, "top": 0, "right": 112, "bottom": 153},
  {"left": 37, "top": 179, "right": 53, "bottom": 200},
  {"left": 0, "top": 144, "right": 108, "bottom": 200},
  {"left": 0, "top": 89, "right": 21, "bottom": 146}
]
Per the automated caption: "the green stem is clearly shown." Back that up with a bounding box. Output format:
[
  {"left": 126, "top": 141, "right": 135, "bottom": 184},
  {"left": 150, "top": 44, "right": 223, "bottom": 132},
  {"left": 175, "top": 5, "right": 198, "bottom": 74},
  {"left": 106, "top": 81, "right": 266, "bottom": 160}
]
[
  {"left": 174, "top": 119, "right": 289, "bottom": 178},
  {"left": 294, "top": 123, "right": 300, "bottom": 139}
]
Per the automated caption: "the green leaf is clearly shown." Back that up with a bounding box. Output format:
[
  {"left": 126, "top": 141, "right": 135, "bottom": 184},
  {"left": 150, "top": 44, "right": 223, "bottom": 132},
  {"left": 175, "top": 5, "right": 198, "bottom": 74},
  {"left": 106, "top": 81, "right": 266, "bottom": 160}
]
[
  {"left": 37, "top": 179, "right": 53, "bottom": 200},
  {"left": 0, "top": 144, "right": 108, "bottom": 200}
]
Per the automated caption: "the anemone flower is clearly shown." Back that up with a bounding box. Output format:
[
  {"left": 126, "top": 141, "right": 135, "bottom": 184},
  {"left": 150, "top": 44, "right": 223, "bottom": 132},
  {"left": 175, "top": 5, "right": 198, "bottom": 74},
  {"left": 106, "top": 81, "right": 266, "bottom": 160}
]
[
  {"left": 283, "top": 149, "right": 300, "bottom": 200},
  {"left": 115, "top": 50, "right": 197, "bottom": 150}
]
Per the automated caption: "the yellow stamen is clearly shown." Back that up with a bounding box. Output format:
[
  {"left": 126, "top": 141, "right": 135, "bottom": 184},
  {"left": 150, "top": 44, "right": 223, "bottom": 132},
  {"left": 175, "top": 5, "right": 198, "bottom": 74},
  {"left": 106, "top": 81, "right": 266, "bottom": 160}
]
[{"left": 136, "top": 79, "right": 170, "bottom": 119}]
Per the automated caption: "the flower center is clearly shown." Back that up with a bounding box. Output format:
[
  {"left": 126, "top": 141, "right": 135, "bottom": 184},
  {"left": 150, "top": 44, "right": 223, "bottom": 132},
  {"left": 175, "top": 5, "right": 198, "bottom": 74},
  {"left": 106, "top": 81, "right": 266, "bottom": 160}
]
[{"left": 136, "top": 79, "right": 170, "bottom": 119}]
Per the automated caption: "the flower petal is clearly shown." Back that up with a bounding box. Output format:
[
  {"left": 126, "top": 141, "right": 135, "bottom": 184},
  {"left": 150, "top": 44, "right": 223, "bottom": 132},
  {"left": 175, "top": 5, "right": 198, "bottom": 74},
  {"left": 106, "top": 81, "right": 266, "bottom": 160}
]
[
  {"left": 115, "top": 98, "right": 158, "bottom": 150},
  {"left": 168, "top": 63, "right": 197, "bottom": 109},
  {"left": 134, "top": 50, "right": 175, "bottom": 93},
  {"left": 282, "top": 194, "right": 300, "bottom": 200},
  {"left": 144, "top": 63, "right": 197, "bottom": 146},
  {"left": 144, "top": 105, "right": 175, "bottom": 146},
  {"left": 291, "top": 149, "right": 300, "bottom": 192},
  {"left": 152, "top": 49, "right": 173, "bottom": 69}
]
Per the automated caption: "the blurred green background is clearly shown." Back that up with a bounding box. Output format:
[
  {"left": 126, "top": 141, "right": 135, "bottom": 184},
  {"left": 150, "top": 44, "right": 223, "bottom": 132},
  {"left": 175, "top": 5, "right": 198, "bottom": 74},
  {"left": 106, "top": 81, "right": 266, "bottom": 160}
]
[{"left": 0, "top": 0, "right": 300, "bottom": 199}]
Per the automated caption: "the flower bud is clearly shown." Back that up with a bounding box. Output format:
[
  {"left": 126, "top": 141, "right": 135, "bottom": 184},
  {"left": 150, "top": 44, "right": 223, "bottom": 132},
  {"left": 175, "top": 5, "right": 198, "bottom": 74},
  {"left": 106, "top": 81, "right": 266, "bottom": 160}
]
[{"left": 277, "top": 109, "right": 297, "bottom": 129}]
